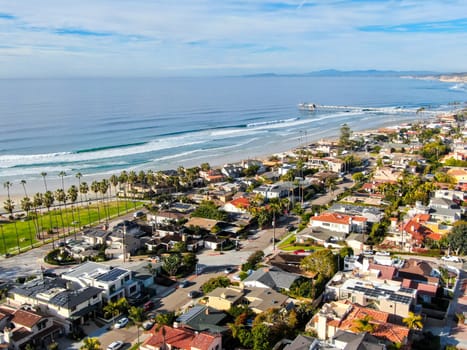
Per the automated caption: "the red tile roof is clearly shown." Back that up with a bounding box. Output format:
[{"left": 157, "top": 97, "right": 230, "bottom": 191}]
[
  {"left": 312, "top": 212, "right": 352, "bottom": 225},
  {"left": 191, "top": 332, "right": 219, "bottom": 350},
  {"left": 368, "top": 263, "right": 396, "bottom": 280},
  {"left": 143, "top": 325, "right": 218, "bottom": 350},
  {"left": 229, "top": 197, "right": 250, "bottom": 209},
  {"left": 338, "top": 305, "right": 409, "bottom": 344},
  {"left": 12, "top": 309, "right": 42, "bottom": 328}
]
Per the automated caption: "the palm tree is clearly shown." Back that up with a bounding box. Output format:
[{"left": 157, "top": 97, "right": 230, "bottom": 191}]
[
  {"left": 129, "top": 306, "right": 145, "bottom": 347},
  {"left": 80, "top": 181, "right": 91, "bottom": 225},
  {"left": 269, "top": 198, "right": 283, "bottom": 251},
  {"left": 32, "top": 193, "right": 44, "bottom": 240},
  {"left": 43, "top": 191, "right": 55, "bottom": 249},
  {"left": 54, "top": 189, "right": 67, "bottom": 243},
  {"left": 20, "top": 180, "right": 34, "bottom": 247},
  {"left": 75, "top": 172, "right": 83, "bottom": 230},
  {"left": 99, "top": 179, "right": 110, "bottom": 222},
  {"left": 80, "top": 337, "right": 102, "bottom": 350},
  {"left": 119, "top": 171, "right": 129, "bottom": 211},
  {"left": 352, "top": 315, "right": 376, "bottom": 333},
  {"left": 58, "top": 171, "right": 69, "bottom": 235},
  {"left": 40, "top": 172, "right": 48, "bottom": 192},
  {"left": 90, "top": 181, "right": 101, "bottom": 223},
  {"left": 20, "top": 196, "right": 34, "bottom": 248},
  {"left": 3, "top": 181, "right": 20, "bottom": 254},
  {"left": 403, "top": 311, "right": 423, "bottom": 330},
  {"left": 68, "top": 185, "right": 79, "bottom": 239},
  {"left": 128, "top": 171, "right": 138, "bottom": 208},
  {"left": 109, "top": 174, "right": 120, "bottom": 216}
]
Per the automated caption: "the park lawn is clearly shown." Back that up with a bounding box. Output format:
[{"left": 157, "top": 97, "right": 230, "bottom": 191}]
[{"left": 0, "top": 200, "right": 144, "bottom": 255}]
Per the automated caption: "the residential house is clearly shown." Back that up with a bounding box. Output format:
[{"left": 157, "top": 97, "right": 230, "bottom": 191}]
[
  {"left": 252, "top": 183, "right": 290, "bottom": 200},
  {"left": 148, "top": 210, "right": 188, "bottom": 226},
  {"left": 140, "top": 325, "right": 222, "bottom": 350},
  {"left": 306, "top": 157, "right": 344, "bottom": 173},
  {"left": 330, "top": 331, "right": 385, "bottom": 350},
  {"left": 203, "top": 235, "right": 227, "bottom": 251},
  {"left": 1, "top": 308, "right": 63, "bottom": 350},
  {"left": 244, "top": 287, "right": 290, "bottom": 314},
  {"left": 62, "top": 261, "right": 139, "bottom": 303},
  {"left": 372, "top": 168, "right": 402, "bottom": 184},
  {"left": 206, "top": 287, "right": 244, "bottom": 311},
  {"left": 175, "top": 305, "right": 227, "bottom": 334},
  {"left": 185, "top": 217, "right": 220, "bottom": 232},
  {"left": 242, "top": 267, "right": 299, "bottom": 291},
  {"left": 82, "top": 228, "right": 110, "bottom": 246},
  {"left": 307, "top": 302, "right": 409, "bottom": 345},
  {"left": 284, "top": 334, "right": 319, "bottom": 350},
  {"left": 7, "top": 277, "right": 102, "bottom": 333},
  {"left": 221, "top": 163, "right": 244, "bottom": 179},
  {"left": 310, "top": 212, "right": 367, "bottom": 235},
  {"left": 428, "top": 197, "right": 462, "bottom": 223},
  {"left": 268, "top": 253, "right": 306, "bottom": 274},
  {"left": 329, "top": 204, "right": 383, "bottom": 224},
  {"left": 222, "top": 197, "right": 250, "bottom": 214},
  {"left": 447, "top": 168, "right": 467, "bottom": 185},
  {"left": 199, "top": 169, "right": 225, "bottom": 183},
  {"left": 325, "top": 271, "right": 416, "bottom": 317}
]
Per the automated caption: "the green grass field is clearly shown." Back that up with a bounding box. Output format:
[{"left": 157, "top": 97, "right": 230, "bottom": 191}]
[
  {"left": 0, "top": 200, "right": 144, "bottom": 255},
  {"left": 277, "top": 233, "right": 324, "bottom": 252}
]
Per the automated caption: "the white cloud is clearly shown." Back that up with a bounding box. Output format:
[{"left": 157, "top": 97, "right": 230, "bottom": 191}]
[{"left": 0, "top": 0, "right": 466, "bottom": 76}]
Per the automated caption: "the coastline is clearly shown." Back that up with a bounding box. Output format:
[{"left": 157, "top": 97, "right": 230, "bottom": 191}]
[{"left": 0, "top": 111, "right": 440, "bottom": 210}]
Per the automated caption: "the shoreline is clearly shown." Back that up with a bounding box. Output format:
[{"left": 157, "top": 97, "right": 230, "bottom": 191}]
[{"left": 0, "top": 111, "right": 443, "bottom": 209}]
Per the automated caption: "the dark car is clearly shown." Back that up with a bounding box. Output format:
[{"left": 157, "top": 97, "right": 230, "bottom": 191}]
[
  {"left": 188, "top": 290, "right": 202, "bottom": 298},
  {"left": 143, "top": 300, "right": 155, "bottom": 312}
]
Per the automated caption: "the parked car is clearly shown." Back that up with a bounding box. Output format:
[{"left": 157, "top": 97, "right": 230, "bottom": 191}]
[
  {"left": 179, "top": 280, "right": 189, "bottom": 288},
  {"left": 188, "top": 290, "right": 202, "bottom": 298},
  {"left": 375, "top": 251, "right": 390, "bottom": 256},
  {"left": 133, "top": 211, "right": 145, "bottom": 218},
  {"left": 363, "top": 250, "right": 375, "bottom": 255},
  {"left": 144, "top": 300, "right": 155, "bottom": 312},
  {"left": 293, "top": 249, "right": 305, "bottom": 255},
  {"left": 442, "top": 255, "right": 461, "bottom": 262},
  {"left": 114, "top": 317, "right": 129, "bottom": 329},
  {"left": 142, "top": 320, "right": 155, "bottom": 330},
  {"left": 107, "top": 341, "right": 124, "bottom": 350},
  {"left": 224, "top": 267, "right": 234, "bottom": 274}
]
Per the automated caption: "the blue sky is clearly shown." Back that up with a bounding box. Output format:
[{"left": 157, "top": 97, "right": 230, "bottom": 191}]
[{"left": 0, "top": 0, "right": 466, "bottom": 77}]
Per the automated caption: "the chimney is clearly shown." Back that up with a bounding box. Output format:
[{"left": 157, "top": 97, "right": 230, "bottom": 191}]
[
  {"left": 317, "top": 312, "right": 328, "bottom": 340},
  {"left": 205, "top": 308, "right": 209, "bottom": 315}
]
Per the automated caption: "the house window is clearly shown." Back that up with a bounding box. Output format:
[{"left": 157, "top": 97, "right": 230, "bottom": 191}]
[
  {"left": 124, "top": 275, "right": 130, "bottom": 282},
  {"left": 129, "top": 286, "right": 137, "bottom": 294},
  {"left": 110, "top": 285, "right": 116, "bottom": 294}
]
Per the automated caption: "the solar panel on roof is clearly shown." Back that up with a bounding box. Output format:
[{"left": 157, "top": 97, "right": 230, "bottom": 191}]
[{"left": 96, "top": 268, "right": 126, "bottom": 281}]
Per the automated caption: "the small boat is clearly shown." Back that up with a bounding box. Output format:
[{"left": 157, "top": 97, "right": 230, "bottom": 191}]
[{"left": 298, "top": 103, "right": 316, "bottom": 111}]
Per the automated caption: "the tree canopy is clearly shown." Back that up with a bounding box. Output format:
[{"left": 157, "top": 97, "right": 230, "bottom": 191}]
[
  {"left": 191, "top": 200, "right": 228, "bottom": 221},
  {"left": 447, "top": 222, "right": 467, "bottom": 255}
]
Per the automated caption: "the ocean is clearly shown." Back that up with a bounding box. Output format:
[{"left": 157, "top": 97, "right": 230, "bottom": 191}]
[{"left": 0, "top": 76, "right": 466, "bottom": 196}]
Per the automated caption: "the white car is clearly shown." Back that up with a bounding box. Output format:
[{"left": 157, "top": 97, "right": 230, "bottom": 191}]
[
  {"left": 107, "top": 341, "right": 124, "bottom": 350},
  {"left": 114, "top": 317, "right": 129, "bottom": 329},
  {"left": 441, "top": 255, "right": 461, "bottom": 262},
  {"left": 375, "top": 251, "right": 390, "bottom": 256}
]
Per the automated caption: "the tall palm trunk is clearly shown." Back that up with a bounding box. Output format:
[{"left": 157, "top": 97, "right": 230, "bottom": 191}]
[
  {"left": 0, "top": 225, "right": 6, "bottom": 256},
  {"left": 3, "top": 182, "right": 20, "bottom": 254}
]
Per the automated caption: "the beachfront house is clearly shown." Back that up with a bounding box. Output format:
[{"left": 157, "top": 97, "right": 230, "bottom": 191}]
[
  {"left": 7, "top": 277, "right": 103, "bottom": 334},
  {"left": 61, "top": 261, "right": 139, "bottom": 303}
]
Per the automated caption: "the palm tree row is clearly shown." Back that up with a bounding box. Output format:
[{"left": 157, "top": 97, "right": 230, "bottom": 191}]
[{"left": 1, "top": 169, "right": 149, "bottom": 255}]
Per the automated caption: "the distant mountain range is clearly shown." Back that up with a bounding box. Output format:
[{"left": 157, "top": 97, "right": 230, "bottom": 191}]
[{"left": 243, "top": 69, "right": 440, "bottom": 78}]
